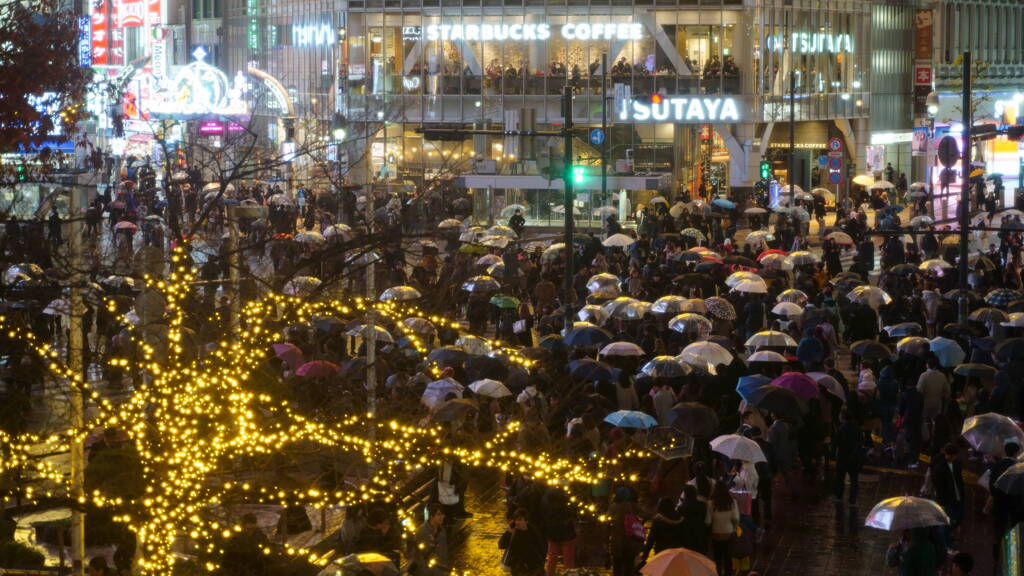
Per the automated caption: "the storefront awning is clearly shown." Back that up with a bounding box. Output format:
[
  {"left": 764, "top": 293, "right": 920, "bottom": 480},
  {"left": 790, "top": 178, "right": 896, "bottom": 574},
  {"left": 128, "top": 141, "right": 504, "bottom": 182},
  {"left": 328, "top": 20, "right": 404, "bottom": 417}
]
[{"left": 455, "top": 173, "right": 671, "bottom": 191}]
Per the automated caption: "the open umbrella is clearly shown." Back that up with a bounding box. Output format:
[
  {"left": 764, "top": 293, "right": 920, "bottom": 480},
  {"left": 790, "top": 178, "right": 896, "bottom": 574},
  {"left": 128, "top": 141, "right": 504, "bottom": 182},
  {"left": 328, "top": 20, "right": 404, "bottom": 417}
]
[
  {"left": 283, "top": 276, "right": 321, "bottom": 297},
  {"left": 919, "top": 259, "right": 954, "bottom": 276},
  {"left": 731, "top": 277, "right": 768, "bottom": 294},
  {"left": 760, "top": 253, "right": 795, "bottom": 271},
  {"left": 850, "top": 340, "right": 893, "bottom": 361},
  {"left": 402, "top": 317, "right": 436, "bottom": 336},
  {"left": 294, "top": 231, "right": 326, "bottom": 245},
  {"left": 671, "top": 402, "right": 720, "bottom": 437},
  {"left": 272, "top": 343, "right": 304, "bottom": 370},
  {"left": 789, "top": 251, "right": 820, "bottom": 266},
  {"left": 884, "top": 323, "right": 923, "bottom": 338},
  {"left": 461, "top": 275, "right": 501, "bottom": 293},
  {"left": 380, "top": 286, "right": 421, "bottom": 302},
  {"left": 681, "top": 341, "right": 733, "bottom": 367},
  {"left": 954, "top": 363, "right": 997, "bottom": 379},
  {"left": 568, "top": 358, "right": 619, "bottom": 382},
  {"left": 745, "top": 330, "right": 798, "bottom": 350},
  {"left": 296, "top": 360, "right": 340, "bottom": 378},
  {"left": 437, "top": 218, "right": 463, "bottom": 230},
  {"left": 961, "top": 412, "right": 1024, "bottom": 454},
  {"left": 995, "top": 463, "right": 1024, "bottom": 495},
  {"left": 736, "top": 375, "right": 772, "bottom": 402},
  {"left": 825, "top": 231, "right": 854, "bottom": 245},
  {"left": 668, "top": 313, "right": 712, "bottom": 336},
  {"left": 650, "top": 295, "right": 686, "bottom": 316},
  {"left": 468, "top": 378, "right": 512, "bottom": 398},
  {"left": 421, "top": 377, "right": 465, "bottom": 408},
  {"left": 865, "top": 496, "right": 950, "bottom": 531},
  {"left": 897, "top": 336, "right": 931, "bottom": 356},
  {"left": 776, "top": 289, "right": 809, "bottom": 306},
  {"left": 427, "top": 346, "right": 468, "bottom": 365},
  {"left": 747, "top": 385, "right": 805, "bottom": 421},
  {"left": 971, "top": 307, "right": 1010, "bottom": 324},
  {"left": 603, "top": 233, "right": 636, "bottom": 248},
  {"left": 640, "top": 356, "right": 690, "bottom": 379},
  {"left": 987, "top": 289, "right": 1024, "bottom": 309},
  {"left": 577, "top": 304, "right": 610, "bottom": 324},
  {"left": 748, "top": 350, "right": 788, "bottom": 363},
  {"left": 703, "top": 297, "right": 737, "bottom": 321},
  {"left": 725, "top": 271, "right": 761, "bottom": 287},
  {"left": 587, "top": 273, "right": 622, "bottom": 294},
  {"left": 489, "top": 295, "right": 521, "bottom": 309},
  {"left": 640, "top": 548, "right": 717, "bottom": 576},
  {"left": 564, "top": 324, "right": 613, "bottom": 347},
  {"left": 852, "top": 174, "right": 875, "bottom": 187},
  {"left": 771, "top": 372, "right": 820, "bottom": 400},
  {"left": 605, "top": 410, "right": 658, "bottom": 430},
  {"left": 431, "top": 398, "right": 479, "bottom": 422},
  {"left": 710, "top": 434, "right": 767, "bottom": 462},
  {"left": 929, "top": 336, "right": 966, "bottom": 367},
  {"left": 806, "top": 371, "right": 846, "bottom": 402},
  {"left": 771, "top": 302, "right": 803, "bottom": 318},
  {"left": 847, "top": 285, "right": 892, "bottom": 308},
  {"left": 600, "top": 341, "right": 646, "bottom": 357}
]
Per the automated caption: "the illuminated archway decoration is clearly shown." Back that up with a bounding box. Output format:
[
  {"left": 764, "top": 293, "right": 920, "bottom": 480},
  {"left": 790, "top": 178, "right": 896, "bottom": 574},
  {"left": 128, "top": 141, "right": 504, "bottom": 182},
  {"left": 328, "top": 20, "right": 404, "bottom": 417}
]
[
  {"left": 149, "top": 48, "right": 249, "bottom": 118},
  {"left": 246, "top": 66, "right": 294, "bottom": 116}
]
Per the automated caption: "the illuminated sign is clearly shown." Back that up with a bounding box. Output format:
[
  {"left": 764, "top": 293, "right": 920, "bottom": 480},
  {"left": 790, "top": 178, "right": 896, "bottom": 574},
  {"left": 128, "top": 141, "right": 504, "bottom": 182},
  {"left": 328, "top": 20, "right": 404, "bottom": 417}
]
[
  {"left": 292, "top": 23, "right": 335, "bottom": 46},
  {"left": 78, "top": 16, "right": 92, "bottom": 67},
  {"left": 618, "top": 96, "right": 740, "bottom": 123},
  {"left": 91, "top": 0, "right": 109, "bottom": 65},
  {"left": 766, "top": 32, "right": 853, "bottom": 54},
  {"left": 117, "top": 0, "right": 145, "bottom": 28},
  {"left": 149, "top": 48, "right": 248, "bottom": 117},
  {"left": 423, "top": 22, "right": 643, "bottom": 42},
  {"left": 402, "top": 26, "right": 421, "bottom": 41},
  {"left": 995, "top": 93, "right": 1023, "bottom": 126}
]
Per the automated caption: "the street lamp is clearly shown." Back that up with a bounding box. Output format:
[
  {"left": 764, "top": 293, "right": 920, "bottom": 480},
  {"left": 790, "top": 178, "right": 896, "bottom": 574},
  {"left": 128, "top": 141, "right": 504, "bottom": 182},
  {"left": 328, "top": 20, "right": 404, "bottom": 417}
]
[{"left": 332, "top": 113, "right": 347, "bottom": 141}]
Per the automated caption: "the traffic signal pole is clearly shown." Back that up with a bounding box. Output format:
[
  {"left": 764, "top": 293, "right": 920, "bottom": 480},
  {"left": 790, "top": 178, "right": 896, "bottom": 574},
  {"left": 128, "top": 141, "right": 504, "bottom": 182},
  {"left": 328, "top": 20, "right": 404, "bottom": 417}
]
[
  {"left": 562, "top": 86, "right": 575, "bottom": 333},
  {"left": 958, "top": 52, "right": 971, "bottom": 326}
]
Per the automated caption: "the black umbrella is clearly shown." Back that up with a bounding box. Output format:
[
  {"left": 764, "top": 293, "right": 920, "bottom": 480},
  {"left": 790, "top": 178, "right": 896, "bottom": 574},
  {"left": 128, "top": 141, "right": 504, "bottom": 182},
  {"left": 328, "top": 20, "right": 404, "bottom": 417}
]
[
  {"left": 313, "top": 316, "right": 345, "bottom": 333},
  {"left": 724, "top": 255, "right": 758, "bottom": 268},
  {"left": 850, "top": 339, "right": 893, "bottom": 361},
  {"left": 996, "top": 338, "right": 1024, "bottom": 363},
  {"left": 672, "top": 273, "right": 714, "bottom": 286},
  {"left": 1009, "top": 300, "right": 1024, "bottom": 314},
  {"left": 432, "top": 398, "right": 479, "bottom": 422},
  {"left": 538, "top": 335, "right": 568, "bottom": 353},
  {"left": 465, "top": 355, "right": 510, "bottom": 380},
  {"left": 941, "top": 323, "right": 983, "bottom": 338},
  {"left": 428, "top": 346, "right": 468, "bottom": 366},
  {"left": 890, "top": 263, "right": 921, "bottom": 276},
  {"left": 568, "top": 358, "right": 619, "bottom": 382},
  {"left": 953, "top": 363, "right": 998, "bottom": 379},
  {"left": 747, "top": 385, "right": 805, "bottom": 422},
  {"left": 671, "top": 402, "right": 720, "bottom": 438},
  {"left": 564, "top": 325, "right": 613, "bottom": 347}
]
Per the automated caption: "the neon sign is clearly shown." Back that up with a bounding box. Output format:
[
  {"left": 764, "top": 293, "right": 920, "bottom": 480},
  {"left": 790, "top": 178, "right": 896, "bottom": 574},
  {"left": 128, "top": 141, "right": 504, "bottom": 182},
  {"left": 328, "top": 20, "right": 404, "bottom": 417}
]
[
  {"left": 292, "top": 23, "right": 335, "bottom": 47},
  {"left": 424, "top": 22, "right": 643, "bottom": 42},
  {"left": 766, "top": 32, "right": 854, "bottom": 54},
  {"left": 618, "top": 96, "right": 741, "bottom": 123},
  {"left": 149, "top": 48, "right": 248, "bottom": 117}
]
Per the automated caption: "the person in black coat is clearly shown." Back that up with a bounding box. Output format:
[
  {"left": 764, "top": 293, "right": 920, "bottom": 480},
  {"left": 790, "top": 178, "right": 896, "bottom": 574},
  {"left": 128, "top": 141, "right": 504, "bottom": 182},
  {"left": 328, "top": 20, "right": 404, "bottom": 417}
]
[
  {"left": 499, "top": 508, "right": 547, "bottom": 576},
  {"left": 833, "top": 409, "right": 867, "bottom": 505},
  {"left": 929, "top": 442, "right": 965, "bottom": 551},
  {"left": 642, "top": 498, "right": 685, "bottom": 561},
  {"left": 676, "top": 484, "right": 709, "bottom": 554}
]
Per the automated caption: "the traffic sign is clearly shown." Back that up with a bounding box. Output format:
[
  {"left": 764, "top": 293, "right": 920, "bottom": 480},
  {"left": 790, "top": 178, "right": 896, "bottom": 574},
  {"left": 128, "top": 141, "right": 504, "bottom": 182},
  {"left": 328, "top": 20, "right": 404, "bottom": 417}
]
[
  {"left": 827, "top": 157, "right": 842, "bottom": 170},
  {"left": 818, "top": 155, "right": 827, "bottom": 166},
  {"left": 828, "top": 137, "right": 843, "bottom": 152},
  {"left": 828, "top": 171, "right": 843, "bottom": 184},
  {"left": 937, "top": 135, "right": 959, "bottom": 168},
  {"left": 589, "top": 128, "right": 605, "bottom": 146}
]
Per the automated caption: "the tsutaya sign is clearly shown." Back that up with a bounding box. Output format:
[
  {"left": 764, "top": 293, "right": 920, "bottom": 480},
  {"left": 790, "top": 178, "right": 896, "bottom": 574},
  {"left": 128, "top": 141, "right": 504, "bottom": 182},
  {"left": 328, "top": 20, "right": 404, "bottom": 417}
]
[
  {"left": 619, "top": 95, "right": 740, "bottom": 123},
  {"left": 424, "top": 22, "right": 643, "bottom": 42},
  {"left": 766, "top": 32, "right": 854, "bottom": 54}
]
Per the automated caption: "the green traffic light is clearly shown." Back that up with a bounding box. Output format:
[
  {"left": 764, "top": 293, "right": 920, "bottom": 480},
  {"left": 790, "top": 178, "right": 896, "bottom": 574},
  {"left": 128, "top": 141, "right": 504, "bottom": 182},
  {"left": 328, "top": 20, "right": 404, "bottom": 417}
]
[
  {"left": 759, "top": 161, "right": 771, "bottom": 180},
  {"left": 572, "top": 165, "right": 584, "bottom": 185}
]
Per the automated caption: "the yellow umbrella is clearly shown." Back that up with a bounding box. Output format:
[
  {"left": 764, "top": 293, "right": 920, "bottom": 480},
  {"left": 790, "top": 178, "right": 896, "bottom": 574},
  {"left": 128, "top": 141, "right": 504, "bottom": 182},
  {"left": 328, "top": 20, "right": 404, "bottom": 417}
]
[
  {"left": 852, "top": 174, "right": 875, "bottom": 187},
  {"left": 970, "top": 168, "right": 985, "bottom": 178}
]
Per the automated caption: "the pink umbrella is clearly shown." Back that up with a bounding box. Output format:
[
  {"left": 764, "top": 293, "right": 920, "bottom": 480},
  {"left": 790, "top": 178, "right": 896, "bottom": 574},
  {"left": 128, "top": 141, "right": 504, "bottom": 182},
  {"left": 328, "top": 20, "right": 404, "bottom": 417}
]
[
  {"left": 296, "top": 360, "right": 340, "bottom": 378},
  {"left": 272, "top": 343, "right": 304, "bottom": 370},
  {"left": 114, "top": 220, "right": 138, "bottom": 233},
  {"left": 771, "top": 372, "right": 821, "bottom": 400}
]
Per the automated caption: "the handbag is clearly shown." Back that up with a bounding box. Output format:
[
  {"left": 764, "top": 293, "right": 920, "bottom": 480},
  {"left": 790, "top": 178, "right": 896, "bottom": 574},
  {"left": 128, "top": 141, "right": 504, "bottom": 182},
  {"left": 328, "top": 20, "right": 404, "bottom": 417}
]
[{"left": 513, "top": 319, "right": 528, "bottom": 334}]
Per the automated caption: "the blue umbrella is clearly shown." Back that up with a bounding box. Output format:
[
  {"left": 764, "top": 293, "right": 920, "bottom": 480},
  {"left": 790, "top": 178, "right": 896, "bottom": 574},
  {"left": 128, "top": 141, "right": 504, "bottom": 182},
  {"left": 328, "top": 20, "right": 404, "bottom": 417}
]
[
  {"left": 796, "top": 336, "right": 824, "bottom": 364},
  {"left": 711, "top": 198, "right": 736, "bottom": 210},
  {"left": 604, "top": 410, "right": 658, "bottom": 430},
  {"left": 736, "top": 375, "right": 772, "bottom": 402},
  {"left": 568, "top": 358, "right": 620, "bottom": 382},
  {"left": 986, "top": 288, "right": 1024, "bottom": 309},
  {"left": 929, "top": 337, "right": 966, "bottom": 367},
  {"left": 564, "top": 325, "right": 613, "bottom": 347}
]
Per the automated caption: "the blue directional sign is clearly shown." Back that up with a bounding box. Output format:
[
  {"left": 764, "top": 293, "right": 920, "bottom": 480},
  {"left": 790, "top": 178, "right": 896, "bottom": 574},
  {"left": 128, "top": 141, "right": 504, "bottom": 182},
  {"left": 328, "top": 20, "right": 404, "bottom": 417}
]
[
  {"left": 818, "top": 155, "right": 827, "bottom": 166},
  {"left": 590, "top": 128, "right": 605, "bottom": 146}
]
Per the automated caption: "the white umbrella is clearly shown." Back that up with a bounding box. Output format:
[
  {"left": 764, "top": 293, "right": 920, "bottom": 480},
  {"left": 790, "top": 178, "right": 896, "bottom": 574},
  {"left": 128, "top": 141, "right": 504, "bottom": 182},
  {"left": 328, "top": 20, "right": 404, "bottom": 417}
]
[
  {"left": 779, "top": 184, "right": 804, "bottom": 196},
  {"left": 577, "top": 304, "right": 610, "bottom": 324},
  {"left": 745, "top": 330, "right": 798, "bottom": 349},
  {"left": 744, "top": 207, "right": 768, "bottom": 215},
  {"left": 679, "top": 298, "right": 708, "bottom": 315},
  {"left": 961, "top": 413, "right": 1024, "bottom": 454},
  {"left": 346, "top": 324, "right": 394, "bottom": 344},
  {"left": 43, "top": 298, "right": 69, "bottom": 316},
  {"left": 487, "top": 225, "right": 518, "bottom": 238},
  {"left": 602, "top": 233, "right": 636, "bottom": 248},
  {"left": 459, "top": 227, "right": 488, "bottom": 243},
  {"left": 468, "top": 378, "right": 512, "bottom": 398},
  {"left": 748, "top": 350, "right": 788, "bottom": 363},
  {"left": 294, "top": 231, "right": 326, "bottom": 245},
  {"left": 870, "top": 180, "right": 895, "bottom": 190},
  {"left": 847, "top": 285, "right": 893, "bottom": 308},
  {"left": 725, "top": 271, "right": 761, "bottom": 288},
  {"left": 680, "top": 341, "right": 733, "bottom": 367},
  {"left": 744, "top": 230, "right": 775, "bottom": 247},
  {"left": 760, "top": 253, "right": 794, "bottom": 271},
  {"left": 731, "top": 277, "right": 768, "bottom": 294},
  {"left": 865, "top": 496, "right": 949, "bottom": 531},
  {"left": 794, "top": 191, "right": 814, "bottom": 201},
  {"left": 789, "top": 251, "right": 820, "bottom": 266},
  {"left": 919, "top": 259, "right": 953, "bottom": 276},
  {"left": 421, "top": 377, "right": 465, "bottom": 408},
  {"left": 437, "top": 218, "right": 463, "bottom": 229},
  {"left": 710, "top": 434, "right": 767, "bottom": 463},
  {"left": 806, "top": 371, "right": 846, "bottom": 401},
  {"left": 771, "top": 301, "right": 803, "bottom": 317},
  {"left": 587, "top": 273, "right": 622, "bottom": 295},
  {"left": 324, "top": 224, "right": 354, "bottom": 240},
  {"left": 669, "top": 203, "right": 687, "bottom": 218},
  {"left": 380, "top": 286, "right": 422, "bottom": 302},
  {"left": 909, "top": 215, "right": 934, "bottom": 227},
  {"left": 599, "top": 341, "right": 646, "bottom": 357},
  {"left": 479, "top": 235, "right": 511, "bottom": 248},
  {"left": 455, "top": 335, "right": 492, "bottom": 355},
  {"left": 499, "top": 204, "right": 528, "bottom": 218},
  {"left": 777, "top": 289, "right": 809, "bottom": 305},
  {"left": 668, "top": 313, "right": 713, "bottom": 336},
  {"left": 651, "top": 295, "right": 687, "bottom": 316}
]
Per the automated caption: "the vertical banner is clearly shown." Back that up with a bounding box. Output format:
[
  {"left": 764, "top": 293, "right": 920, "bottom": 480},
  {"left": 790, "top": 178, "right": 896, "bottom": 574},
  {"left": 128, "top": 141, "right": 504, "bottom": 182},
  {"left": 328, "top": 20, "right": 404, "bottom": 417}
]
[
  {"left": 91, "top": 0, "right": 109, "bottom": 65},
  {"left": 78, "top": 16, "right": 92, "bottom": 67},
  {"left": 914, "top": 10, "right": 933, "bottom": 61},
  {"left": 151, "top": 27, "right": 167, "bottom": 80}
]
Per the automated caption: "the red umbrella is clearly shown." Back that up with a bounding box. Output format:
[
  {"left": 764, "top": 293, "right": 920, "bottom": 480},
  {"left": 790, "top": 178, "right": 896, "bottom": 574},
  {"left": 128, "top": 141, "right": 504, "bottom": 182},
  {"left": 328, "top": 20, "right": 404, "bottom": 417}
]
[
  {"left": 771, "top": 372, "right": 821, "bottom": 400},
  {"left": 296, "top": 360, "right": 340, "bottom": 378},
  {"left": 756, "top": 249, "right": 789, "bottom": 261},
  {"left": 272, "top": 343, "right": 304, "bottom": 370},
  {"left": 114, "top": 221, "right": 138, "bottom": 233}
]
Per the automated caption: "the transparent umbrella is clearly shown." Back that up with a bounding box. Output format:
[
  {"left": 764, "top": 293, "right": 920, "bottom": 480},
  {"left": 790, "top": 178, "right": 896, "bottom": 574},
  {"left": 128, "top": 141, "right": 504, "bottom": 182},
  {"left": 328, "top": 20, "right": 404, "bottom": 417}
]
[
  {"left": 865, "top": 496, "right": 949, "bottom": 531},
  {"left": 961, "top": 412, "right": 1024, "bottom": 454}
]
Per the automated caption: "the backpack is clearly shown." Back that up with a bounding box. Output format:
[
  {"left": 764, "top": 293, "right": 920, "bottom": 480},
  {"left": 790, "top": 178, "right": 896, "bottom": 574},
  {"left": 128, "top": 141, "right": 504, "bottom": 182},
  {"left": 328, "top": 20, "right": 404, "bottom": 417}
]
[{"left": 623, "top": 513, "right": 646, "bottom": 542}]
